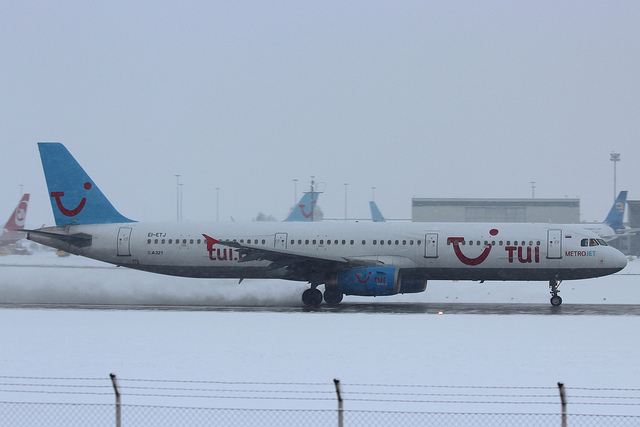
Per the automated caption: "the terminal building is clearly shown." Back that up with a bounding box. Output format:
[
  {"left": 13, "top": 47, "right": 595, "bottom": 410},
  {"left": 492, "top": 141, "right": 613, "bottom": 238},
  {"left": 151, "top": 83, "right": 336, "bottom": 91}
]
[
  {"left": 412, "top": 197, "right": 639, "bottom": 256},
  {"left": 412, "top": 198, "right": 580, "bottom": 224}
]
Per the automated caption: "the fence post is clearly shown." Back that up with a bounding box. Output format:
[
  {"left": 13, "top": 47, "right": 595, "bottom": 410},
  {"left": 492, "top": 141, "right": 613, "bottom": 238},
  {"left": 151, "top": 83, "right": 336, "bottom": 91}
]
[
  {"left": 110, "top": 373, "right": 121, "bottom": 427},
  {"left": 558, "top": 382, "right": 566, "bottom": 427},
  {"left": 334, "top": 379, "right": 343, "bottom": 427}
]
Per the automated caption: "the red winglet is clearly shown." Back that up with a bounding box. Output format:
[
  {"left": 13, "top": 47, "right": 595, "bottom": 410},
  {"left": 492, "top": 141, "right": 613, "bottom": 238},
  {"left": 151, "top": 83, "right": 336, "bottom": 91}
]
[{"left": 202, "top": 234, "right": 220, "bottom": 251}]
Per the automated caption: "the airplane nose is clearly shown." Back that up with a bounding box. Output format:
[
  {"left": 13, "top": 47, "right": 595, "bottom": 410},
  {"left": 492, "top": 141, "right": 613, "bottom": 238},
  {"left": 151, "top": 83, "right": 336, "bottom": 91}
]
[{"left": 611, "top": 248, "right": 628, "bottom": 272}]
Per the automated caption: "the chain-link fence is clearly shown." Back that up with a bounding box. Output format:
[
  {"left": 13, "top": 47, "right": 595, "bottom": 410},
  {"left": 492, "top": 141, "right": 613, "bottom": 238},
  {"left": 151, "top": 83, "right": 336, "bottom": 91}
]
[
  {"left": 1, "top": 375, "right": 639, "bottom": 426},
  {"left": 2, "top": 402, "right": 640, "bottom": 426}
]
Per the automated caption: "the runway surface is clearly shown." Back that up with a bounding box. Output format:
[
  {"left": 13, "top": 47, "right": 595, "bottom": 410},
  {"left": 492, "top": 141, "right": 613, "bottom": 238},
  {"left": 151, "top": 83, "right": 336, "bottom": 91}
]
[{"left": 2, "top": 301, "right": 640, "bottom": 315}]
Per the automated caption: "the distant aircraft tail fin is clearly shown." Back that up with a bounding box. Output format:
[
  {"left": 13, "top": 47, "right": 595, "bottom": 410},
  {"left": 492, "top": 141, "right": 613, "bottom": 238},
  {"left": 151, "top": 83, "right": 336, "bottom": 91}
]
[
  {"left": 284, "top": 191, "right": 320, "bottom": 222},
  {"left": 38, "top": 142, "right": 135, "bottom": 225},
  {"left": 370, "top": 201, "right": 386, "bottom": 222},
  {"left": 3, "top": 193, "right": 29, "bottom": 231},
  {"left": 603, "top": 191, "right": 627, "bottom": 231}
]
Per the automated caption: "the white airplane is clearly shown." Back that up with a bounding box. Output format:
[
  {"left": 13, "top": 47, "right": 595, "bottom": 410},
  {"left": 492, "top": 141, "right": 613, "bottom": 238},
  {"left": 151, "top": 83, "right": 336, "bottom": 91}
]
[
  {"left": 1, "top": 193, "right": 30, "bottom": 247},
  {"left": 26, "top": 143, "right": 627, "bottom": 307},
  {"left": 582, "top": 191, "right": 639, "bottom": 240}
]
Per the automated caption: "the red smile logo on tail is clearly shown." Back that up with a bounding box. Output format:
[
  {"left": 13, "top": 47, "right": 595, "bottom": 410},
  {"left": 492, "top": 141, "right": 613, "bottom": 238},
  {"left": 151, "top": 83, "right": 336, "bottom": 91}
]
[
  {"left": 448, "top": 229, "right": 499, "bottom": 266},
  {"left": 50, "top": 182, "right": 92, "bottom": 217},
  {"left": 298, "top": 198, "right": 316, "bottom": 219}
]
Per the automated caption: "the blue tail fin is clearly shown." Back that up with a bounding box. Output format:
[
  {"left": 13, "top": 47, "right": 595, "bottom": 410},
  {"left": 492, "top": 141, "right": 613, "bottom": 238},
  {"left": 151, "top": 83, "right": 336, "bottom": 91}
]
[
  {"left": 284, "top": 191, "right": 320, "bottom": 222},
  {"left": 369, "top": 201, "right": 386, "bottom": 222},
  {"left": 38, "top": 143, "right": 135, "bottom": 225},
  {"left": 603, "top": 191, "right": 627, "bottom": 231}
]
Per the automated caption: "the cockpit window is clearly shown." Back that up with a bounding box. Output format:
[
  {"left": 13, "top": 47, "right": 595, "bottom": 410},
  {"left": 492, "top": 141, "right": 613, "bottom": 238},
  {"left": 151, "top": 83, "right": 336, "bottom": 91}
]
[{"left": 581, "top": 238, "right": 608, "bottom": 247}]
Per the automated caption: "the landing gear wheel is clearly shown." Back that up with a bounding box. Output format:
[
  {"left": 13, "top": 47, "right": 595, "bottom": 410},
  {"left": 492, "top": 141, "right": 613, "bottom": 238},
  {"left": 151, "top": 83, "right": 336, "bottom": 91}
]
[
  {"left": 302, "top": 288, "right": 323, "bottom": 307},
  {"left": 324, "top": 289, "right": 344, "bottom": 306},
  {"left": 550, "top": 295, "right": 563, "bottom": 307},
  {"left": 549, "top": 279, "right": 563, "bottom": 307}
]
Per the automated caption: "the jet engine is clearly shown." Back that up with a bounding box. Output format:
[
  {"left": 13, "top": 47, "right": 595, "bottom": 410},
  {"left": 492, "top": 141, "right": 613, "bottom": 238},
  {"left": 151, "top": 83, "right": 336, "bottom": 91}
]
[{"left": 336, "top": 266, "right": 399, "bottom": 296}]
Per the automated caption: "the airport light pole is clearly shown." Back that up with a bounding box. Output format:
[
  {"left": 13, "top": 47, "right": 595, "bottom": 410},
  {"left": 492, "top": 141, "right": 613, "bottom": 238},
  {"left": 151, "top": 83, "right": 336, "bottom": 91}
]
[
  {"left": 610, "top": 152, "right": 620, "bottom": 202},
  {"left": 293, "top": 179, "right": 298, "bottom": 206},
  {"left": 216, "top": 187, "right": 220, "bottom": 222},
  {"left": 175, "top": 175, "right": 181, "bottom": 222},
  {"left": 371, "top": 187, "right": 376, "bottom": 202},
  {"left": 530, "top": 182, "right": 536, "bottom": 198},
  {"left": 344, "top": 183, "right": 348, "bottom": 221},
  {"left": 179, "top": 183, "right": 183, "bottom": 222}
]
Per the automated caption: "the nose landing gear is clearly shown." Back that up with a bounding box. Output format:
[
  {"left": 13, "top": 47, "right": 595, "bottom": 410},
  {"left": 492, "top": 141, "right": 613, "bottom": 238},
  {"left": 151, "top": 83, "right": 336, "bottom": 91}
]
[{"left": 549, "top": 279, "right": 563, "bottom": 306}]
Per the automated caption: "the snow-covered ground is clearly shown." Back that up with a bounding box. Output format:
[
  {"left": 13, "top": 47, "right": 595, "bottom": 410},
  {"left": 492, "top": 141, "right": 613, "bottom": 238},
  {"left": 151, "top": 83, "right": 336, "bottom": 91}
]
[{"left": 0, "top": 251, "right": 639, "bottom": 416}]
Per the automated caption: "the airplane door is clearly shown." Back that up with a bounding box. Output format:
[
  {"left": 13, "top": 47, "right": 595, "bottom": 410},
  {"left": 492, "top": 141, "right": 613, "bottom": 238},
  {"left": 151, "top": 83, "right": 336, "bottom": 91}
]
[
  {"left": 547, "top": 229, "right": 562, "bottom": 259},
  {"left": 424, "top": 233, "right": 438, "bottom": 258},
  {"left": 274, "top": 233, "right": 288, "bottom": 250},
  {"left": 117, "top": 227, "right": 132, "bottom": 256}
]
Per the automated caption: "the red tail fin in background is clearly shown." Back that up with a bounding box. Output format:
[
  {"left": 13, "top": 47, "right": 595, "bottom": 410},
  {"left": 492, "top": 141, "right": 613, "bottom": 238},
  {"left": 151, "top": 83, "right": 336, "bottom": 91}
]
[{"left": 4, "top": 194, "right": 29, "bottom": 231}]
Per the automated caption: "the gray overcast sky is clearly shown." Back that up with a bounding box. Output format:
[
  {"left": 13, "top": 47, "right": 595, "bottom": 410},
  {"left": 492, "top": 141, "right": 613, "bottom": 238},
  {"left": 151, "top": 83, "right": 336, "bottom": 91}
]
[{"left": 1, "top": 1, "right": 639, "bottom": 226}]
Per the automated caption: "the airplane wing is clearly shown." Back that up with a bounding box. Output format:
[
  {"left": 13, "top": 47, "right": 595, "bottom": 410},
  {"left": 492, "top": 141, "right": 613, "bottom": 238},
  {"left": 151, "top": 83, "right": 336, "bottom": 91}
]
[{"left": 203, "top": 234, "right": 381, "bottom": 280}]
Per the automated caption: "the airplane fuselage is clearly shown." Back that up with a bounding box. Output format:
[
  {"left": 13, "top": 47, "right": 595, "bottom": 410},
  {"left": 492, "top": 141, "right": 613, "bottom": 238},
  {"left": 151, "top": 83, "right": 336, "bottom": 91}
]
[{"left": 28, "top": 221, "right": 626, "bottom": 284}]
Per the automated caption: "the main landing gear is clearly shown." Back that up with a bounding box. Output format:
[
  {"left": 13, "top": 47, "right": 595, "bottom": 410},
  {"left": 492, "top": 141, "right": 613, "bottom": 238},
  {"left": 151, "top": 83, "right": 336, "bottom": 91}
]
[
  {"left": 549, "top": 279, "right": 563, "bottom": 307},
  {"left": 301, "top": 285, "right": 344, "bottom": 307}
]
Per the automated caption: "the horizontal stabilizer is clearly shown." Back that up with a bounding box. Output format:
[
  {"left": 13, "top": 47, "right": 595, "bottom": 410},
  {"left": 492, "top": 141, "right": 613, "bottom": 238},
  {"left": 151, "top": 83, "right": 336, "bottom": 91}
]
[{"left": 25, "top": 229, "right": 93, "bottom": 248}]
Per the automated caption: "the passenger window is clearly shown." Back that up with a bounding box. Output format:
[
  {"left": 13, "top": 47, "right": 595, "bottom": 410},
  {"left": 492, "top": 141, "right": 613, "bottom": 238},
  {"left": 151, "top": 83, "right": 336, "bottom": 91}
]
[
  {"left": 362, "top": 240, "right": 366, "bottom": 245},
  {"left": 147, "top": 239, "right": 151, "bottom": 244}
]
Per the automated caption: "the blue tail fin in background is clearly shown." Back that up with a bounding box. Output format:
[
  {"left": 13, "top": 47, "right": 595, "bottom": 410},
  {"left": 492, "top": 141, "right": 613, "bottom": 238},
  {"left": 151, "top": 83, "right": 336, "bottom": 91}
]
[
  {"left": 38, "top": 143, "right": 135, "bottom": 225},
  {"left": 370, "top": 201, "right": 386, "bottom": 222},
  {"left": 603, "top": 191, "right": 627, "bottom": 231},
  {"left": 284, "top": 191, "right": 320, "bottom": 222}
]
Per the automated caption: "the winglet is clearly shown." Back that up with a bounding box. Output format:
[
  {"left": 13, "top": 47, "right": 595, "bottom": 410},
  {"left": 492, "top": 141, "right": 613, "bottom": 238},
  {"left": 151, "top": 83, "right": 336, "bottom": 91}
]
[{"left": 38, "top": 143, "right": 135, "bottom": 225}]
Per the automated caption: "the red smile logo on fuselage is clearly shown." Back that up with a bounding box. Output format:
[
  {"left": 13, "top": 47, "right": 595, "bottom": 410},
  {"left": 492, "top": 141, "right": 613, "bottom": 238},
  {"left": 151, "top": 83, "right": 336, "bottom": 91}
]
[
  {"left": 51, "top": 182, "right": 92, "bottom": 217},
  {"left": 447, "top": 229, "right": 499, "bottom": 266}
]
